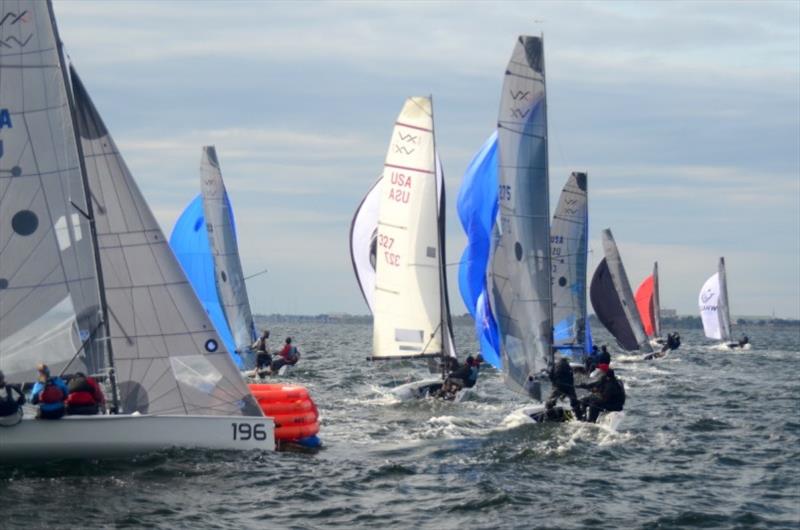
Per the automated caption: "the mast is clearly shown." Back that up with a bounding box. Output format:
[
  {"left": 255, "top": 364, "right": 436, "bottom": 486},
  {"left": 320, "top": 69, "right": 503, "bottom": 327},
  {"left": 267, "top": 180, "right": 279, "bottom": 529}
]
[
  {"left": 47, "top": 0, "right": 119, "bottom": 412},
  {"left": 541, "top": 33, "right": 554, "bottom": 367}
]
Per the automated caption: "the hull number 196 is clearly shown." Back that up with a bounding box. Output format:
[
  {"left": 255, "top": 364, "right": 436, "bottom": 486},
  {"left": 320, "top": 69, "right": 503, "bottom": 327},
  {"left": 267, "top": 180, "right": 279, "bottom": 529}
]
[{"left": 232, "top": 422, "right": 268, "bottom": 441}]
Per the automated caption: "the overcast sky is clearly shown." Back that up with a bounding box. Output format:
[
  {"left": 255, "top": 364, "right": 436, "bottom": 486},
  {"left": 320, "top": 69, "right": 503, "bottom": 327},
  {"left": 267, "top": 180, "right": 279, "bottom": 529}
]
[{"left": 54, "top": 1, "right": 800, "bottom": 318}]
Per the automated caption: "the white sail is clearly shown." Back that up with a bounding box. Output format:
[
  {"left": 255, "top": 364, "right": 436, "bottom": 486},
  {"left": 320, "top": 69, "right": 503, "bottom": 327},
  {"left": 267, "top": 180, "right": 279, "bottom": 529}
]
[
  {"left": 350, "top": 176, "right": 382, "bottom": 313},
  {"left": 551, "top": 172, "right": 588, "bottom": 351},
  {"left": 372, "top": 97, "right": 445, "bottom": 359},
  {"left": 699, "top": 258, "right": 732, "bottom": 341},
  {"left": 600, "top": 229, "right": 653, "bottom": 352},
  {"left": 200, "top": 146, "right": 256, "bottom": 354},
  {"left": 0, "top": 0, "right": 105, "bottom": 383},
  {"left": 70, "top": 67, "right": 261, "bottom": 417},
  {"left": 489, "top": 36, "right": 553, "bottom": 396}
]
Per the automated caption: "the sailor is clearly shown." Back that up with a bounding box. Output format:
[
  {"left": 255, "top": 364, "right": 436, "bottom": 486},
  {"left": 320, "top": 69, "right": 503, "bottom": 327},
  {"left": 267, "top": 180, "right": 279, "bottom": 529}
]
[
  {"left": 271, "top": 337, "right": 300, "bottom": 373},
  {"left": 576, "top": 362, "right": 626, "bottom": 423},
  {"left": 252, "top": 329, "right": 272, "bottom": 371},
  {"left": 30, "top": 363, "right": 69, "bottom": 420},
  {"left": 438, "top": 355, "right": 482, "bottom": 399},
  {"left": 0, "top": 370, "right": 26, "bottom": 426},
  {"left": 738, "top": 335, "right": 749, "bottom": 348},
  {"left": 65, "top": 372, "right": 106, "bottom": 415},
  {"left": 546, "top": 357, "right": 582, "bottom": 419}
]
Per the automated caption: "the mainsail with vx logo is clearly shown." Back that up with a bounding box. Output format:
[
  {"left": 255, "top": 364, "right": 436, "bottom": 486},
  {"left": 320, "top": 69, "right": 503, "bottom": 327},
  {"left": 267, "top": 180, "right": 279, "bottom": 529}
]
[{"left": 699, "top": 257, "right": 734, "bottom": 343}]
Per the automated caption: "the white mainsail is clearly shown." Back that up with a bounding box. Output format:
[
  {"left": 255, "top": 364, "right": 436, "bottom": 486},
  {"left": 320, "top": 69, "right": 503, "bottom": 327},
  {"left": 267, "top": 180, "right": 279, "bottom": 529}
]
[
  {"left": 699, "top": 257, "right": 732, "bottom": 341},
  {"left": 70, "top": 66, "right": 260, "bottom": 416},
  {"left": 551, "top": 172, "right": 589, "bottom": 352},
  {"left": 200, "top": 146, "right": 256, "bottom": 354},
  {"left": 489, "top": 35, "right": 553, "bottom": 397},
  {"left": 0, "top": 0, "right": 105, "bottom": 382},
  {"left": 372, "top": 97, "right": 452, "bottom": 359}
]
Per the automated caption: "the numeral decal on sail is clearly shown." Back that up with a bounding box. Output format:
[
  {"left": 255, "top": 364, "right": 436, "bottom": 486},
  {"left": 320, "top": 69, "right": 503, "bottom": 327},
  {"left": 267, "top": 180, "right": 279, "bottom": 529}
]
[
  {"left": 231, "top": 423, "right": 268, "bottom": 441},
  {"left": 499, "top": 185, "right": 512, "bottom": 201},
  {"left": 384, "top": 252, "right": 400, "bottom": 267},
  {"left": 378, "top": 234, "right": 394, "bottom": 250}
]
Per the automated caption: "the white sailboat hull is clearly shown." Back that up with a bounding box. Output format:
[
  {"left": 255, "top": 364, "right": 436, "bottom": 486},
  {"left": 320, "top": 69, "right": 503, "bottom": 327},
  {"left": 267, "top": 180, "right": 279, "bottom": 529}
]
[
  {"left": 389, "top": 377, "right": 444, "bottom": 400},
  {"left": 0, "top": 414, "right": 275, "bottom": 461}
]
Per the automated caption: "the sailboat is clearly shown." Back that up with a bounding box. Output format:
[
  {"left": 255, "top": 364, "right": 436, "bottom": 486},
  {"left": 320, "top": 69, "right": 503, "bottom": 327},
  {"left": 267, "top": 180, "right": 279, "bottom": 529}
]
[
  {"left": 487, "top": 35, "right": 559, "bottom": 419},
  {"left": 590, "top": 229, "right": 654, "bottom": 356},
  {"left": 699, "top": 257, "right": 748, "bottom": 349},
  {"left": 350, "top": 96, "right": 457, "bottom": 400},
  {"left": 170, "top": 147, "right": 257, "bottom": 370},
  {"left": 0, "top": 0, "right": 274, "bottom": 459},
  {"left": 551, "top": 172, "right": 593, "bottom": 362}
]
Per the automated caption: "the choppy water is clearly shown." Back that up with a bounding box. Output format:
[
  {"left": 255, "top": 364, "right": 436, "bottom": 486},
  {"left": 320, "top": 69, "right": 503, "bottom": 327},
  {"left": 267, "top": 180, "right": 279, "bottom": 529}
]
[{"left": 1, "top": 323, "right": 798, "bottom": 529}]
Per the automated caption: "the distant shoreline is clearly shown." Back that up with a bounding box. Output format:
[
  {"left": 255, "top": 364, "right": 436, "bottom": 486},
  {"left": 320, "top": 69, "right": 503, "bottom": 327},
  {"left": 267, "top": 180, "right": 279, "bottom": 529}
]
[{"left": 254, "top": 313, "right": 800, "bottom": 328}]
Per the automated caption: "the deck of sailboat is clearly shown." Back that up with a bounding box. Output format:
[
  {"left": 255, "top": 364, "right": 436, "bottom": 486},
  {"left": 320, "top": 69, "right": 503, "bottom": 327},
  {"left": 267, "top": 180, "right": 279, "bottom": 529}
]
[{"left": 0, "top": 414, "right": 275, "bottom": 460}]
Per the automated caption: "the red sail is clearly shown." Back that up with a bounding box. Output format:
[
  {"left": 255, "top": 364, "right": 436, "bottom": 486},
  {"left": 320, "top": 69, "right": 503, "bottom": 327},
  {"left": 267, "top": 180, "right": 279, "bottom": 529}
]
[{"left": 635, "top": 275, "right": 656, "bottom": 337}]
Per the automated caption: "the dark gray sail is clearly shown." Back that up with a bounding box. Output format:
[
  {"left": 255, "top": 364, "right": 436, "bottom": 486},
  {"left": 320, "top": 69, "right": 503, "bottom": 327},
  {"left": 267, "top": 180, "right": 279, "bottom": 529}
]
[
  {"left": 489, "top": 35, "right": 553, "bottom": 397},
  {"left": 0, "top": 0, "right": 104, "bottom": 382},
  {"left": 592, "top": 229, "right": 652, "bottom": 352},
  {"left": 70, "top": 67, "right": 260, "bottom": 417},
  {"left": 200, "top": 146, "right": 256, "bottom": 354}
]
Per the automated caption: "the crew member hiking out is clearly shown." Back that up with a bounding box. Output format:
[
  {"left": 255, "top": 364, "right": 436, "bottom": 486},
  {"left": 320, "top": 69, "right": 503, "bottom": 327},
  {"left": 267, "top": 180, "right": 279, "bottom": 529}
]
[
  {"left": 0, "top": 370, "right": 26, "bottom": 427},
  {"left": 271, "top": 337, "right": 300, "bottom": 373},
  {"left": 576, "top": 362, "right": 626, "bottom": 423},
  {"left": 436, "top": 354, "right": 483, "bottom": 399},
  {"left": 65, "top": 372, "right": 106, "bottom": 415},
  {"left": 30, "top": 363, "right": 69, "bottom": 420},
  {"left": 252, "top": 329, "right": 272, "bottom": 371},
  {"left": 546, "top": 357, "right": 583, "bottom": 420}
]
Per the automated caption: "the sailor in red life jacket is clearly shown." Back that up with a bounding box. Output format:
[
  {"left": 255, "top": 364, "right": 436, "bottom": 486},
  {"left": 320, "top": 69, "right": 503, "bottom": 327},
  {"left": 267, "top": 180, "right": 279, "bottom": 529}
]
[
  {"left": 65, "top": 372, "right": 106, "bottom": 415},
  {"left": 270, "top": 337, "right": 300, "bottom": 373},
  {"left": 30, "top": 363, "right": 69, "bottom": 420}
]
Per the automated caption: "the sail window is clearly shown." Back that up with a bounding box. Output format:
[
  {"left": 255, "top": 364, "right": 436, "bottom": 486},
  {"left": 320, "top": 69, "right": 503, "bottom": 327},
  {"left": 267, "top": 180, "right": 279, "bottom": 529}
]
[
  {"left": 426, "top": 247, "right": 436, "bottom": 258},
  {"left": 54, "top": 216, "right": 71, "bottom": 250},
  {"left": 170, "top": 355, "right": 223, "bottom": 395},
  {"left": 204, "top": 338, "right": 219, "bottom": 352},
  {"left": 220, "top": 271, "right": 227, "bottom": 282},
  {"left": 514, "top": 242, "right": 523, "bottom": 261},
  {"left": 10, "top": 165, "right": 21, "bottom": 177},
  {"left": 395, "top": 329, "right": 424, "bottom": 343},
  {"left": 11, "top": 210, "right": 39, "bottom": 236},
  {"left": 71, "top": 213, "right": 83, "bottom": 242},
  {"left": 558, "top": 276, "right": 567, "bottom": 287}
]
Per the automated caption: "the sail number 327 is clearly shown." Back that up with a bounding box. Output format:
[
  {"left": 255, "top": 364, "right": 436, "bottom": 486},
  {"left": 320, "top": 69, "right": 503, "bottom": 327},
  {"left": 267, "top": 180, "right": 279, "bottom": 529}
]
[{"left": 231, "top": 423, "right": 269, "bottom": 441}]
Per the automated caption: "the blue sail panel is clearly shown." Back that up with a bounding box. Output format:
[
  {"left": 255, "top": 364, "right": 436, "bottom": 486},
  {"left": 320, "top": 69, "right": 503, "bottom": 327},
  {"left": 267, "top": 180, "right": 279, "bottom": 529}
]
[
  {"left": 457, "top": 132, "right": 501, "bottom": 368},
  {"left": 169, "top": 194, "right": 241, "bottom": 367}
]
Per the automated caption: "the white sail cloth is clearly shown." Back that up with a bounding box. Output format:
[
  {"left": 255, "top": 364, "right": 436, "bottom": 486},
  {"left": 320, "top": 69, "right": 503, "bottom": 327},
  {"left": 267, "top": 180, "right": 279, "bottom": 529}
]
[
  {"left": 200, "top": 146, "right": 256, "bottom": 353},
  {"left": 372, "top": 97, "right": 452, "bottom": 359},
  {"left": 699, "top": 258, "right": 732, "bottom": 341}
]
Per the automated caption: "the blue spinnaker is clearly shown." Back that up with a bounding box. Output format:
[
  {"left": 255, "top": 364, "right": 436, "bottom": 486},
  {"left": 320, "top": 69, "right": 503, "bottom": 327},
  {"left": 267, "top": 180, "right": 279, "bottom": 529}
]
[
  {"left": 457, "top": 132, "right": 501, "bottom": 368},
  {"left": 169, "top": 194, "right": 242, "bottom": 367}
]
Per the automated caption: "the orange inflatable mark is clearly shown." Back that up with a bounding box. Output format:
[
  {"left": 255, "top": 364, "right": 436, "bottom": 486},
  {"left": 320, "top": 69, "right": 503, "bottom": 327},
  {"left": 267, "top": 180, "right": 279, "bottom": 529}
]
[{"left": 247, "top": 383, "right": 319, "bottom": 442}]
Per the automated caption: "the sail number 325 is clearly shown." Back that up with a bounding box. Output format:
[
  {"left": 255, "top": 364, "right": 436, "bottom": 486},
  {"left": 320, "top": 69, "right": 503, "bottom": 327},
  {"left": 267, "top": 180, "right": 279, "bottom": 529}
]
[{"left": 232, "top": 422, "right": 269, "bottom": 441}]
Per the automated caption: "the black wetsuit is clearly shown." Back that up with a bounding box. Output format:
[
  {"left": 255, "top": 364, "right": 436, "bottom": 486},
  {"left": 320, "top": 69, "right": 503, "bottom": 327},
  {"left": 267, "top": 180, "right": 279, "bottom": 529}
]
[
  {"left": 0, "top": 384, "right": 25, "bottom": 417},
  {"left": 546, "top": 359, "right": 582, "bottom": 419},
  {"left": 578, "top": 369, "right": 625, "bottom": 423}
]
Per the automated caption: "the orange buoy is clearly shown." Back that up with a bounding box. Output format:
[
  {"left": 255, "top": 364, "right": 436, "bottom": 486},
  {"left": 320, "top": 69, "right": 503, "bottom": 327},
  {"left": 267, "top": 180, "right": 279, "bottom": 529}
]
[{"left": 247, "top": 383, "right": 320, "bottom": 444}]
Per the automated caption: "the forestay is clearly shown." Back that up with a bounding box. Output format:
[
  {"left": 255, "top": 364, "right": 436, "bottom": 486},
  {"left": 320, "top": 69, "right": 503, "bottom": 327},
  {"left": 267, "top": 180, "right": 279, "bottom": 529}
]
[
  {"left": 372, "top": 97, "right": 454, "bottom": 359},
  {"left": 0, "top": 0, "right": 105, "bottom": 383},
  {"left": 591, "top": 229, "right": 652, "bottom": 352},
  {"left": 551, "top": 172, "right": 589, "bottom": 354},
  {"left": 70, "top": 67, "right": 260, "bottom": 417},
  {"left": 699, "top": 257, "right": 732, "bottom": 341},
  {"left": 200, "top": 146, "right": 256, "bottom": 356},
  {"left": 489, "top": 35, "right": 553, "bottom": 396}
]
